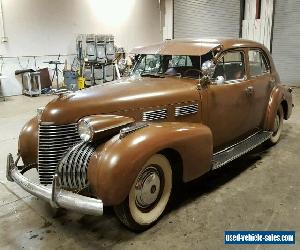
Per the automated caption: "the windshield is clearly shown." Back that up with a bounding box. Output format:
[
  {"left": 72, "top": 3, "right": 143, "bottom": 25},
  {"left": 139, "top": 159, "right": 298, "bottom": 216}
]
[{"left": 131, "top": 54, "right": 212, "bottom": 79}]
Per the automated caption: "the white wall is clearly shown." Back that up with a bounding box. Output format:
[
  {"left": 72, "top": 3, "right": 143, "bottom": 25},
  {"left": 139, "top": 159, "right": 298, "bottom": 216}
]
[
  {"left": 242, "top": 0, "right": 273, "bottom": 50},
  {"left": 0, "top": 0, "right": 162, "bottom": 96},
  {"left": 162, "top": 0, "right": 173, "bottom": 40}
]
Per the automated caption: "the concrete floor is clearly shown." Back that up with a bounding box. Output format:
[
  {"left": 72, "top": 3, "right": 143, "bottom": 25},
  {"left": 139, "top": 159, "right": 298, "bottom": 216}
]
[{"left": 0, "top": 90, "right": 299, "bottom": 250}]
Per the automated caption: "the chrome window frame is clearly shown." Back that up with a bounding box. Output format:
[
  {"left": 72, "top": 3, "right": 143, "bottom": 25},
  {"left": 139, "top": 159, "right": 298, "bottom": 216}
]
[{"left": 212, "top": 49, "right": 247, "bottom": 84}]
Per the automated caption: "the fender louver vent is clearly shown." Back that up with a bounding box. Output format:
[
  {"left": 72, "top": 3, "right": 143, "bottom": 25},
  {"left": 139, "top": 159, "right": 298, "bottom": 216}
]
[
  {"left": 143, "top": 109, "right": 167, "bottom": 121},
  {"left": 175, "top": 104, "right": 198, "bottom": 117}
]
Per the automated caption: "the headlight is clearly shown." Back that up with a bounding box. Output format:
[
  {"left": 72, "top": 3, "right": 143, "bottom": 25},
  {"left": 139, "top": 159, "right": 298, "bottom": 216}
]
[
  {"left": 77, "top": 115, "right": 135, "bottom": 143},
  {"left": 37, "top": 107, "right": 45, "bottom": 121},
  {"left": 78, "top": 119, "right": 93, "bottom": 142}
]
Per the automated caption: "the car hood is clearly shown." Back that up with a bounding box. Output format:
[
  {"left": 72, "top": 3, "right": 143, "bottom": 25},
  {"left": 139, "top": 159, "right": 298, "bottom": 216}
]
[{"left": 41, "top": 76, "right": 200, "bottom": 124}]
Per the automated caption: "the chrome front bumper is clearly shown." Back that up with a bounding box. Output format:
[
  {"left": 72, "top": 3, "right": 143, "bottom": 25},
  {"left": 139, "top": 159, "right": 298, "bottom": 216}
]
[{"left": 6, "top": 153, "right": 103, "bottom": 216}]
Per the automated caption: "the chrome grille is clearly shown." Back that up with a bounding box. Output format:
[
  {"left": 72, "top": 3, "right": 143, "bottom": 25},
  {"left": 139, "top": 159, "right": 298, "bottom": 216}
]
[
  {"left": 38, "top": 123, "right": 81, "bottom": 185},
  {"left": 57, "top": 142, "right": 95, "bottom": 189},
  {"left": 175, "top": 104, "right": 198, "bottom": 117},
  {"left": 142, "top": 109, "right": 167, "bottom": 121}
]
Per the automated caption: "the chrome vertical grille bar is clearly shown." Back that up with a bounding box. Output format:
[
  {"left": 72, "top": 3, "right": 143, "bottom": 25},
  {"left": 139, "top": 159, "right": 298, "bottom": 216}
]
[
  {"left": 57, "top": 142, "right": 95, "bottom": 189},
  {"left": 38, "top": 123, "right": 81, "bottom": 185}
]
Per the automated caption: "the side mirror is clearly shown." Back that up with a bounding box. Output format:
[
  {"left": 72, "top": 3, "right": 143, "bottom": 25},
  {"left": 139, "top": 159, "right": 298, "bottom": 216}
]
[
  {"left": 201, "top": 60, "right": 216, "bottom": 79},
  {"left": 198, "top": 60, "right": 216, "bottom": 89}
]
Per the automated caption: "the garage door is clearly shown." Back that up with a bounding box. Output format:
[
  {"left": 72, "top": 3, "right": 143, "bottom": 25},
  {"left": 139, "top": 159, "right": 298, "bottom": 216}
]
[
  {"left": 173, "top": 0, "right": 241, "bottom": 39},
  {"left": 272, "top": 0, "right": 300, "bottom": 86}
]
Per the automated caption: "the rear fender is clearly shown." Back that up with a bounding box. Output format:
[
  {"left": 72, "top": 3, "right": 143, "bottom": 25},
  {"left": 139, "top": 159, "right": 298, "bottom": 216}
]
[
  {"left": 264, "top": 86, "right": 292, "bottom": 131},
  {"left": 87, "top": 122, "right": 212, "bottom": 205}
]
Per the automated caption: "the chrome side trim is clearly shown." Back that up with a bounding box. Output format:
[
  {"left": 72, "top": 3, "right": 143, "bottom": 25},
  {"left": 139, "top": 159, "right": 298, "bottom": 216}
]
[
  {"left": 213, "top": 131, "right": 260, "bottom": 156},
  {"left": 212, "top": 131, "right": 272, "bottom": 170},
  {"left": 119, "top": 122, "right": 149, "bottom": 139},
  {"left": 142, "top": 109, "right": 167, "bottom": 121},
  {"left": 6, "top": 153, "right": 103, "bottom": 216}
]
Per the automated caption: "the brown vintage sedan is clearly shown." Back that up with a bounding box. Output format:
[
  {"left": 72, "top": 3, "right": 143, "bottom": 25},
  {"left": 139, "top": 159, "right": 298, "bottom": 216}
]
[{"left": 7, "top": 38, "right": 293, "bottom": 231}]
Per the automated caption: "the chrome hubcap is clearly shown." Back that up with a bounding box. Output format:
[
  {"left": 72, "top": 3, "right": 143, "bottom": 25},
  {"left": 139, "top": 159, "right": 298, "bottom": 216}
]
[{"left": 135, "top": 166, "right": 162, "bottom": 209}]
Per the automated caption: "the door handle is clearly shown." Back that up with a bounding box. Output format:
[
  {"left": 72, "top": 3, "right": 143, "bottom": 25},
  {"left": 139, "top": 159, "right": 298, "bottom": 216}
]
[{"left": 245, "top": 86, "right": 254, "bottom": 96}]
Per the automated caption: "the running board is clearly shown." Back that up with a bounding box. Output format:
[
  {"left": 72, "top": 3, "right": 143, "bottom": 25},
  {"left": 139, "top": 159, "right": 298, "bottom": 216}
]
[{"left": 212, "top": 131, "right": 272, "bottom": 170}]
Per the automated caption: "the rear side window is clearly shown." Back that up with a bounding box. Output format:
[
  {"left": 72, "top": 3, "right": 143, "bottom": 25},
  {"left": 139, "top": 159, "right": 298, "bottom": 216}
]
[{"left": 248, "top": 50, "right": 270, "bottom": 76}]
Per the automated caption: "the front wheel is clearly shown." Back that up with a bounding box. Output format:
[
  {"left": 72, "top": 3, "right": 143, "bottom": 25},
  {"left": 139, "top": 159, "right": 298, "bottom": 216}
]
[
  {"left": 114, "top": 154, "right": 172, "bottom": 231},
  {"left": 267, "top": 105, "right": 284, "bottom": 145}
]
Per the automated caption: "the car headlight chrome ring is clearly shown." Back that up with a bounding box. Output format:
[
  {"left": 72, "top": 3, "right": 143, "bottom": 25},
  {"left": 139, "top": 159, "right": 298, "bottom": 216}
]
[{"left": 78, "top": 119, "right": 93, "bottom": 142}]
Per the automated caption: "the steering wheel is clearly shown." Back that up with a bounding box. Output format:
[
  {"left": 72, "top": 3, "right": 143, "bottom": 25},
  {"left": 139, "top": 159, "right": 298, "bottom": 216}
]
[{"left": 182, "top": 68, "right": 202, "bottom": 77}]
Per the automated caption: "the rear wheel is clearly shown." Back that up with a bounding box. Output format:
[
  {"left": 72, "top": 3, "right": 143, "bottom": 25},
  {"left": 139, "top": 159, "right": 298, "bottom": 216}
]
[
  {"left": 268, "top": 105, "right": 284, "bottom": 145},
  {"left": 114, "top": 154, "right": 172, "bottom": 231}
]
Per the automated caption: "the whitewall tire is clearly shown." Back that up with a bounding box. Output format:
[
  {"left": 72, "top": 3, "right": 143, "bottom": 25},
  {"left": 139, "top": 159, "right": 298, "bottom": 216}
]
[
  {"left": 114, "top": 154, "right": 172, "bottom": 231},
  {"left": 268, "top": 105, "right": 284, "bottom": 145}
]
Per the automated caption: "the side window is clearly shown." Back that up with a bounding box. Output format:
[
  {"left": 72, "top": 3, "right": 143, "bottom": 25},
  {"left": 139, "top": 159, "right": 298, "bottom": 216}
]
[
  {"left": 164, "top": 55, "right": 198, "bottom": 78},
  {"left": 214, "top": 51, "right": 245, "bottom": 81},
  {"left": 136, "top": 54, "right": 160, "bottom": 73},
  {"left": 248, "top": 50, "right": 269, "bottom": 76},
  {"left": 170, "top": 55, "right": 192, "bottom": 67}
]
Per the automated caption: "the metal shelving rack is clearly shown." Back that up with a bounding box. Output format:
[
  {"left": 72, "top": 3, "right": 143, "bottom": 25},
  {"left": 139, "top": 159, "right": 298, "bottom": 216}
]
[{"left": 76, "top": 34, "right": 116, "bottom": 87}]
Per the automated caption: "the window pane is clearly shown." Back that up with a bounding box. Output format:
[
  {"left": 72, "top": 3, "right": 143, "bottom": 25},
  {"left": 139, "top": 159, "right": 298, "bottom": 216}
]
[
  {"left": 136, "top": 54, "right": 160, "bottom": 74},
  {"left": 165, "top": 55, "right": 200, "bottom": 78},
  {"left": 132, "top": 54, "right": 200, "bottom": 79},
  {"left": 249, "top": 50, "right": 268, "bottom": 76},
  {"left": 223, "top": 52, "right": 242, "bottom": 62},
  {"left": 170, "top": 56, "right": 193, "bottom": 67},
  {"left": 214, "top": 51, "right": 245, "bottom": 81},
  {"left": 171, "top": 56, "right": 185, "bottom": 67}
]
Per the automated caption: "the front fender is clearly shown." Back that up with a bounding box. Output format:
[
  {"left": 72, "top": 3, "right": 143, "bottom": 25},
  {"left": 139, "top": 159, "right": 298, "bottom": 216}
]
[
  {"left": 18, "top": 117, "right": 38, "bottom": 167},
  {"left": 87, "top": 122, "right": 212, "bottom": 205}
]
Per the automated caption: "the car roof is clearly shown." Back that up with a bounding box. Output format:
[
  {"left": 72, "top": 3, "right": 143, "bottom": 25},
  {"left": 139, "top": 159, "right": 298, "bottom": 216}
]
[{"left": 130, "top": 38, "right": 266, "bottom": 56}]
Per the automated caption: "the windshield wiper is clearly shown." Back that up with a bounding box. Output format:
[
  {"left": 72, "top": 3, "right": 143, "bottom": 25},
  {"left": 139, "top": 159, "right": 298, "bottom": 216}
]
[{"left": 140, "top": 73, "right": 165, "bottom": 78}]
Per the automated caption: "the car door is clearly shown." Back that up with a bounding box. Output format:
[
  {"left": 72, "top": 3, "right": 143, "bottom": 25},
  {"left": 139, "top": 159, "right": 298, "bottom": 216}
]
[
  {"left": 246, "top": 48, "right": 273, "bottom": 129},
  {"left": 202, "top": 49, "right": 254, "bottom": 149}
]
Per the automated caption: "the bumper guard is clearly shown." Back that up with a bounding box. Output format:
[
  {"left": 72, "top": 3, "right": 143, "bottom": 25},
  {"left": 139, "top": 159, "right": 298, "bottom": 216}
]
[{"left": 6, "top": 153, "right": 103, "bottom": 216}]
